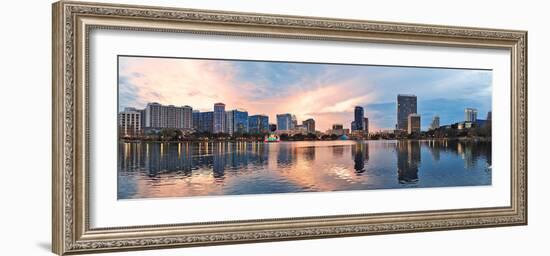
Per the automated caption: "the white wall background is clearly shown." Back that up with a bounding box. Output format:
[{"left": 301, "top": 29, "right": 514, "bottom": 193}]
[{"left": 0, "top": 0, "right": 546, "bottom": 255}]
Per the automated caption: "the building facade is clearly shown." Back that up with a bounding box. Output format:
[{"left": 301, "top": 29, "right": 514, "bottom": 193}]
[
  {"left": 144, "top": 102, "right": 193, "bottom": 129},
  {"left": 225, "top": 109, "right": 249, "bottom": 135},
  {"left": 118, "top": 107, "right": 142, "bottom": 137},
  {"left": 145, "top": 102, "right": 162, "bottom": 128},
  {"left": 328, "top": 124, "right": 348, "bottom": 136},
  {"left": 181, "top": 105, "right": 193, "bottom": 129},
  {"left": 198, "top": 111, "right": 214, "bottom": 133},
  {"left": 397, "top": 94, "right": 417, "bottom": 131},
  {"left": 302, "top": 118, "right": 315, "bottom": 133},
  {"left": 277, "top": 113, "right": 292, "bottom": 131},
  {"left": 430, "top": 115, "right": 440, "bottom": 130},
  {"left": 407, "top": 114, "right": 421, "bottom": 134},
  {"left": 353, "top": 106, "right": 364, "bottom": 131},
  {"left": 465, "top": 108, "right": 478, "bottom": 122},
  {"left": 192, "top": 110, "right": 200, "bottom": 131},
  {"left": 291, "top": 115, "right": 298, "bottom": 130},
  {"left": 249, "top": 115, "right": 269, "bottom": 134},
  {"left": 225, "top": 110, "right": 234, "bottom": 135},
  {"left": 363, "top": 117, "right": 369, "bottom": 134},
  {"left": 233, "top": 109, "right": 249, "bottom": 135},
  {"left": 213, "top": 103, "right": 226, "bottom": 134}
]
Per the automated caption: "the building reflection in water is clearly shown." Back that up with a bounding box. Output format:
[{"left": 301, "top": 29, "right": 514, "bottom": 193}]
[
  {"left": 118, "top": 139, "right": 492, "bottom": 199},
  {"left": 351, "top": 143, "right": 369, "bottom": 174},
  {"left": 396, "top": 140, "right": 420, "bottom": 184}
]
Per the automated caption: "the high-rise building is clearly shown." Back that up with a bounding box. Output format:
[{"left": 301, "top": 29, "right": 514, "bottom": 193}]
[
  {"left": 118, "top": 107, "right": 141, "bottom": 137},
  {"left": 181, "top": 105, "right": 193, "bottom": 129},
  {"left": 138, "top": 108, "right": 146, "bottom": 130},
  {"left": 397, "top": 94, "right": 417, "bottom": 131},
  {"left": 249, "top": 115, "right": 269, "bottom": 134},
  {"left": 277, "top": 113, "right": 292, "bottom": 131},
  {"left": 486, "top": 111, "right": 492, "bottom": 121},
  {"left": 363, "top": 117, "right": 369, "bottom": 134},
  {"left": 430, "top": 115, "right": 440, "bottom": 130},
  {"left": 225, "top": 109, "right": 249, "bottom": 135},
  {"left": 145, "top": 102, "right": 162, "bottom": 128},
  {"left": 225, "top": 110, "right": 234, "bottom": 135},
  {"left": 465, "top": 108, "right": 478, "bottom": 122},
  {"left": 234, "top": 109, "right": 249, "bottom": 134},
  {"left": 353, "top": 106, "right": 364, "bottom": 131},
  {"left": 144, "top": 102, "right": 193, "bottom": 129},
  {"left": 163, "top": 105, "right": 177, "bottom": 128},
  {"left": 192, "top": 110, "right": 200, "bottom": 131},
  {"left": 198, "top": 112, "right": 214, "bottom": 133},
  {"left": 407, "top": 114, "right": 421, "bottom": 134},
  {"left": 213, "top": 103, "right": 226, "bottom": 134},
  {"left": 291, "top": 115, "right": 298, "bottom": 130},
  {"left": 303, "top": 118, "right": 315, "bottom": 133}
]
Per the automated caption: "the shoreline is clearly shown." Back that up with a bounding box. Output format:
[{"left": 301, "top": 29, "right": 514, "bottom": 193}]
[{"left": 119, "top": 137, "right": 491, "bottom": 143}]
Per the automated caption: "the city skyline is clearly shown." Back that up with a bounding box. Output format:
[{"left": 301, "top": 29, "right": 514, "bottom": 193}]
[{"left": 119, "top": 56, "right": 492, "bottom": 131}]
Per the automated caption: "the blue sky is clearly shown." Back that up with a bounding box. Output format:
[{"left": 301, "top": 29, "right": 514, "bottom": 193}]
[{"left": 119, "top": 56, "right": 492, "bottom": 131}]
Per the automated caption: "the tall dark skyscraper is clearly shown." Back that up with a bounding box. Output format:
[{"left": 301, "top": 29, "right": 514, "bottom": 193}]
[
  {"left": 353, "top": 106, "right": 364, "bottom": 131},
  {"left": 397, "top": 94, "right": 417, "bottom": 131}
]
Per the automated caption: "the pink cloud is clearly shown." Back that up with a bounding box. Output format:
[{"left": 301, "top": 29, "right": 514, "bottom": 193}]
[{"left": 119, "top": 57, "right": 378, "bottom": 131}]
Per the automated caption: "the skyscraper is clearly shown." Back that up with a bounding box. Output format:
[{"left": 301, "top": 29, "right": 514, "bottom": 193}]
[
  {"left": 430, "top": 115, "right": 440, "bottom": 130},
  {"left": 353, "top": 106, "right": 364, "bottom": 131},
  {"left": 213, "top": 103, "right": 226, "bottom": 133},
  {"left": 192, "top": 110, "right": 200, "bottom": 131},
  {"left": 198, "top": 112, "right": 214, "bottom": 133},
  {"left": 363, "top": 117, "right": 369, "bottom": 134},
  {"left": 277, "top": 113, "right": 292, "bottom": 131},
  {"left": 397, "top": 94, "right": 417, "bottom": 131},
  {"left": 407, "top": 114, "right": 421, "bottom": 134},
  {"left": 225, "top": 110, "right": 234, "bottom": 135},
  {"left": 249, "top": 115, "right": 269, "bottom": 134},
  {"left": 181, "top": 105, "right": 193, "bottom": 129},
  {"left": 303, "top": 118, "right": 315, "bottom": 133},
  {"left": 234, "top": 109, "right": 249, "bottom": 134},
  {"left": 465, "top": 108, "right": 478, "bottom": 122},
  {"left": 225, "top": 109, "right": 249, "bottom": 135}
]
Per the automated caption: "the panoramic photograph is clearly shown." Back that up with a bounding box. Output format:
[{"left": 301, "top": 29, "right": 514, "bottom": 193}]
[{"left": 117, "top": 55, "right": 492, "bottom": 200}]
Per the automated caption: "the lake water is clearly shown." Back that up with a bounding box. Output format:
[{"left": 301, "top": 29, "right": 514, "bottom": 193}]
[{"left": 117, "top": 140, "right": 491, "bottom": 199}]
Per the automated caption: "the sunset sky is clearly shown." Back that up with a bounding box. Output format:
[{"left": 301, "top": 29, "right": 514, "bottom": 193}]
[{"left": 118, "top": 56, "right": 492, "bottom": 131}]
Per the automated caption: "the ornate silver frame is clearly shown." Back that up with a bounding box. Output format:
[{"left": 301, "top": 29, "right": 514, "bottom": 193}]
[{"left": 52, "top": 1, "right": 527, "bottom": 255}]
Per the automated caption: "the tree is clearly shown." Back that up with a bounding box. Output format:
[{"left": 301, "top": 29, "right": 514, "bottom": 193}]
[
  {"left": 160, "top": 128, "right": 182, "bottom": 141},
  {"left": 280, "top": 133, "right": 290, "bottom": 141},
  {"left": 306, "top": 133, "right": 317, "bottom": 140}
]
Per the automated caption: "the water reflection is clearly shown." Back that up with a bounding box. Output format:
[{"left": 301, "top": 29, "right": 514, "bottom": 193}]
[
  {"left": 352, "top": 143, "right": 369, "bottom": 174},
  {"left": 118, "top": 140, "right": 492, "bottom": 199},
  {"left": 397, "top": 141, "right": 420, "bottom": 184}
]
